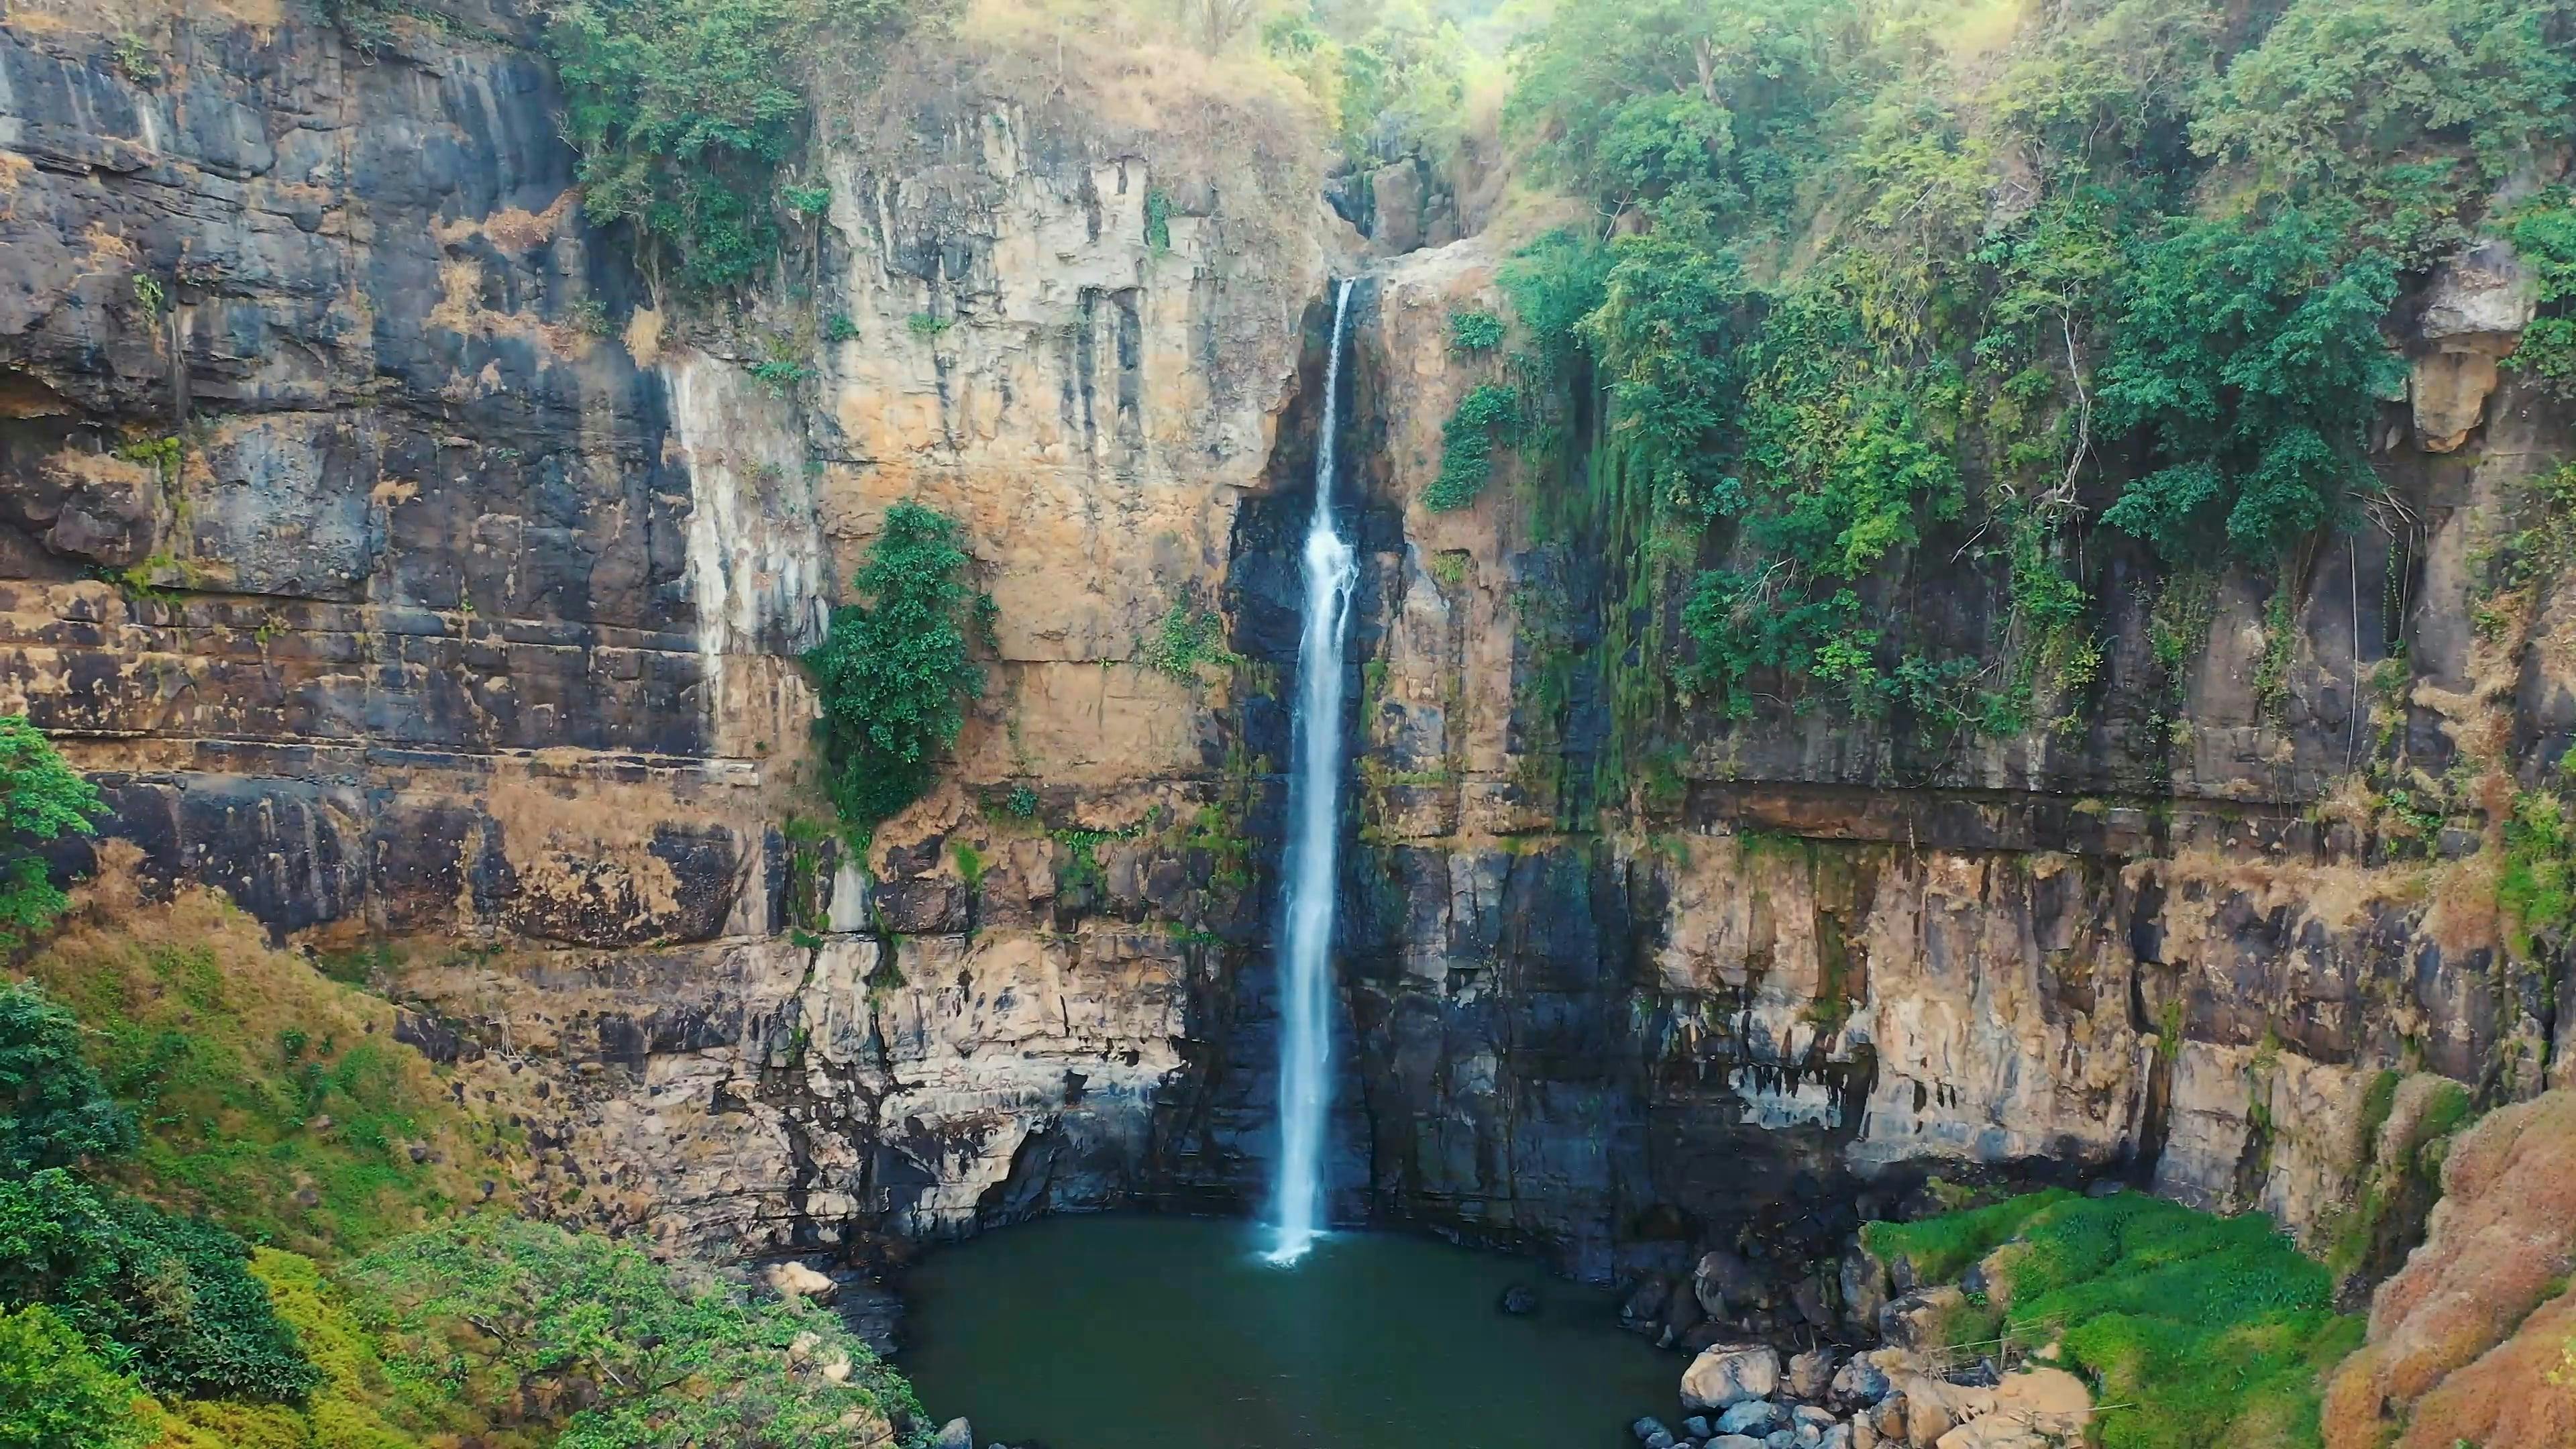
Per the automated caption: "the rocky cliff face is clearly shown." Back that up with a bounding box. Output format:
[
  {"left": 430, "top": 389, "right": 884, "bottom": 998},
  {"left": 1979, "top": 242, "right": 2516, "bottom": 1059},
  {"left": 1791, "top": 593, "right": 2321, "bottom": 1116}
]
[
  {"left": 6, "top": 0, "right": 2571, "bottom": 1316},
  {"left": 1311, "top": 235, "right": 2576, "bottom": 1296}
]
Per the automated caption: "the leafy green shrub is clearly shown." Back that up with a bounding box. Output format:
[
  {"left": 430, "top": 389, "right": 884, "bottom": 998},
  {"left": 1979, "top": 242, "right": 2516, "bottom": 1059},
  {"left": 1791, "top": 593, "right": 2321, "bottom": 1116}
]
[
  {"left": 906, "top": 311, "right": 951, "bottom": 338},
  {"left": 1505, "top": 0, "right": 1840, "bottom": 230},
  {"left": 748, "top": 358, "right": 811, "bottom": 394},
  {"left": 1144, "top": 188, "right": 1173, "bottom": 252},
  {"left": 0, "top": 1169, "right": 317, "bottom": 1403},
  {"left": 0, "top": 1303, "right": 151, "bottom": 1449},
  {"left": 1448, "top": 309, "right": 1504, "bottom": 352},
  {"left": 803, "top": 502, "right": 992, "bottom": 843},
  {"left": 824, "top": 313, "right": 861, "bottom": 343},
  {"left": 2502, "top": 189, "right": 2576, "bottom": 396},
  {"left": 0, "top": 714, "right": 103, "bottom": 950},
  {"left": 1140, "top": 600, "right": 1237, "bottom": 682},
  {"left": 1005, "top": 783, "right": 1039, "bottom": 818},
  {"left": 2501, "top": 786, "right": 2576, "bottom": 961},
  {"left": 346, "top": 1216, "right": 920, "bottom": 1446},
  {"left": 2192, "top": 0, "right": 2576, "bottom": 197},
  {"left": 545, "top": 0, "right": 938, "bottom": 294},
  {"left": 0, "top": 985, "right": 134, "bottom": 1175},
  {"left": 2098, "top": 204, "right": 2403, "bottom": 561},
  {"left": 1426, "top": 382, "right": 1520, "bottom": 510}
]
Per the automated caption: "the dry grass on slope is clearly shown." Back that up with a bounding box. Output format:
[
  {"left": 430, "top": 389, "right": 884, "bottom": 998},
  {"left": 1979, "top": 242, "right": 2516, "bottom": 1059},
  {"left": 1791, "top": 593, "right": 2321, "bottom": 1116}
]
[
  {"left": 2322, "top": 1089, "right": 2576, "bottom": 1448},
  {"left": 849, "top": 0, "right": 1330, "bottom": 231}
]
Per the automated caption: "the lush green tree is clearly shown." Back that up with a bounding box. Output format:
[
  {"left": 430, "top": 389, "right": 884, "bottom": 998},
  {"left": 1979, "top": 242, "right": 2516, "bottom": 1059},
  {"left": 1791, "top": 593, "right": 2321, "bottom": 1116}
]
[
  {"left": 0, "top": 984, "right": 134, "bottom": 1176},
  {"left": 1583, "top": 231, "right": 1745, "bottom": 514},
  {"left": 1505, "top": 0, "right": 1848, "bottom": 226},
  {"left": 0, "top": 1169, "right": 317, "bottom": 1404},
  {"left": 2192, "top": 0, "right": 2576, "bottom": 193},
  {"left": 0, "top": 1303, "right": 152, "bottom": 1449},
  {"left": 803, "top": 502, "right": 992, "bottom": 842},
  {"left": 2097, "top": 204, "right": 2403, "bottom": 560},
  {"left": 547, "top": 0, "right": 944, "bottom": 294},
  {"left": 0, "top": 716, "right": 101, "bottom": 952},
  {"left": 348, "top": 1217, "right": 920, "bottom": 1448}
]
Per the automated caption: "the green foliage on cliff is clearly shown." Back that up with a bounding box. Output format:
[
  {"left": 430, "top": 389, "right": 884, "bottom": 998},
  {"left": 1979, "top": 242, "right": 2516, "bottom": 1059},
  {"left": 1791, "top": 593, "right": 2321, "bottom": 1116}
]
[
  {"left": 1265, "top": 4, "right": 1474, "bottom": 175},
  {"left": 804, "top": 501, "right": 994, "bottom": 843},
  {"left": 1861, "top": 1186, "right": 2076, "bottom": 1285},
  {"left": 4, "top": 859, "right": 937, "bottom": 1446},
  {"left": 0, "top": 714, "right": 102, "bottom": 951},
  {"left": 23, "top": 913, "right": 515, "bottom": 1259},
  {"left": 1870, "top": 1190, "right": 2361, "bottom": 1449},
  {"left": 1491, "top": 0, "right": 2576, "bottom": 766},
  {"left": 347, "top": 1216, "right": 921, "bottom": 1448},
  {"left": 545, "top": 0, "right": 948, "bottom": 294},
  {"left": 2504, "top": 189, "right": 2576, "bottom": 397},
  {"left": 0, "top": 985, "right": 133, "bottom": 1177}
]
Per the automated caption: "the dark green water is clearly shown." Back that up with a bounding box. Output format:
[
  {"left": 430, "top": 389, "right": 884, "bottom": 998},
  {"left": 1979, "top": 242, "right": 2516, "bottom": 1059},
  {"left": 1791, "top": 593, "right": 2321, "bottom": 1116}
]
[{"left": 900, "top": 1215, "right": 1678, "bottom": 1449}]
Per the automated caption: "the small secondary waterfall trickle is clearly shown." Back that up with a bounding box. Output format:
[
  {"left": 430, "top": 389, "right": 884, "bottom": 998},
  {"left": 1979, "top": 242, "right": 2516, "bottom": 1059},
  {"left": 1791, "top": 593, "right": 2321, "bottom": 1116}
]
[{"left": 1266, "top": 278, "right": 1359, "bottom": 1265}]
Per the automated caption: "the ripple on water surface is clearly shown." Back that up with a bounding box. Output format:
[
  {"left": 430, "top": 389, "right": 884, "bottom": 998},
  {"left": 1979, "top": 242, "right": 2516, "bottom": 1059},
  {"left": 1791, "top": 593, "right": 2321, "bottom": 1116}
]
[{"left": 900, "top": 1215, "right": 1677, "bottom": 1449}]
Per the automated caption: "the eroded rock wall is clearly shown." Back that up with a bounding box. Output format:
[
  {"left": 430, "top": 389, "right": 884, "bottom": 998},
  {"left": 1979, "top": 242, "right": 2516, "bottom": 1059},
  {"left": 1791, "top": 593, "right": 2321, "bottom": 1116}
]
[{"left": 0, "top": 1, "right": 1340, "bottom": 1259}]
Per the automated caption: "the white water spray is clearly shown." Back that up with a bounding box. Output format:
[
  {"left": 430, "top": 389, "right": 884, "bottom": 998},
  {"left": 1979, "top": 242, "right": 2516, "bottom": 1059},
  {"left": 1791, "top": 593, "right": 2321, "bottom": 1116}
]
[{"left": 1266, "top": 279, "right": 1358, "bottom": 1266}]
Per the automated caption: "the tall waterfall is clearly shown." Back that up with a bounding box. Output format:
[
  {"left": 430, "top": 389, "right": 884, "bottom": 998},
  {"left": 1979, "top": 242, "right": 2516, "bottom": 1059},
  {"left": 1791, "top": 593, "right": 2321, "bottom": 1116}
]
[{"left": 1266, "top": 279, "right": 1358, "bottom": 1265}]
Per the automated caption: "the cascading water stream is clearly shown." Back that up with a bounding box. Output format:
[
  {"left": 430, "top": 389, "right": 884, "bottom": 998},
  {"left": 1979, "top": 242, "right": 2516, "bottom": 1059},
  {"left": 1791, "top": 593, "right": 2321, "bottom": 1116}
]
[{"left": 1265, "top": 278, "right": 1358, "bottom": 1265}]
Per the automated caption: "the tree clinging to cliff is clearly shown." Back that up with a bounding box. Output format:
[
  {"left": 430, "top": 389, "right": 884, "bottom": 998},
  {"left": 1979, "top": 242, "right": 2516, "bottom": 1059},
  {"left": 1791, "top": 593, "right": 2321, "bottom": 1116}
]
[{"left": 803, "top": 502, "right": 995, "bottom": 845}]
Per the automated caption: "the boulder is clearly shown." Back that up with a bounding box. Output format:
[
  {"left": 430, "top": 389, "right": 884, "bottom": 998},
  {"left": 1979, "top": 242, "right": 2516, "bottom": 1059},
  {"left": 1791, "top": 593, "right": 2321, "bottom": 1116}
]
[
  {"left": 1929, "top": 1367, "right": 2091, "bottom": 1448},
  {"left": 1832, "top": 1352, "right": 1895, "bottom": 1406},
  {"left": 1788, "top": 1347, "right": 1839, "bottom": 1399},
  {"left": 1682, "top": 1343, "right": 1784, "bottom": 1412},
  {"left": 1684, "top": 1416, "right": 1713, "bottom": 1438},
  {"left": 1630, "top": 1417, "right": 1672, "bottom": 1444},
  {"left": 1367, "top": 161, "right": 1425, "bottom": 253},
  {"left": 1718, "top": 1399, "right": 1785, "bottom": 1435},
  {"left": 1793, "top": 1405, "right": 1839, "bottom": 1428},
  {"left": 1499, "top": 1283, "right": 1538, "bottom": 1316},
  {"left": 1711, "top": 1438, "right": 1766, "bottom": 1449},
  {"left": 1792, "top": 1273, "right": 1835, "bottom": 1328},
  {"left": 764, "top": 1259, "right": 839, "bottom": 1304},
  {"left": 1878, "top": 1286, "right": 1969, "bottom": 1352},
  {"left": 932, "top": 1420, "right": 973, "bottom": 1449},
  {"left": 1625, "top": 1276, "right": 1676, "bottom": 1332},
  {"left": 1661, "top": 1281, "right": 1708, "bottom": 1347},
  {"left": 1695, "top": 1250, "right": 1764, "bottom": 1318},
  {"left": 2410, "top": 239, "right": 2540, "bottom": 452}
]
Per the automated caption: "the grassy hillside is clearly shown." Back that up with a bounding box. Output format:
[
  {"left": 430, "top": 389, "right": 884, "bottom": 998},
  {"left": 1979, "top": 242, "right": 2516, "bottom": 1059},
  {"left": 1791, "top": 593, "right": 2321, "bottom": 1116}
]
[
  {"left": 1868, "top": 1190, "right": 2366, "bottom": 1448},
  {"left": 4, "top": 871, "right": 924, "bottom": 1449},
  {"left": 22, "top": 890, "right": 523, "bottom": 1258}
]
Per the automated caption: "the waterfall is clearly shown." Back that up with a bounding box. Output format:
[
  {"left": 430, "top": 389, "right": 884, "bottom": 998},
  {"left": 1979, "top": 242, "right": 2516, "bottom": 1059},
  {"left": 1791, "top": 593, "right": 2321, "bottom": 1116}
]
[{"left": 1266, "top": 278, "right": 1358, "bottom": 1265}]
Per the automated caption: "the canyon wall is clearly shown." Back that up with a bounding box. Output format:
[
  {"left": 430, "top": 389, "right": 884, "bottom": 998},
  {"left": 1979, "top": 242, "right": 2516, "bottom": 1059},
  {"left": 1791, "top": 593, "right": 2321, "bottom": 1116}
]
[{"left": 5, "top": 0, "right": 2573, "bottom": 1319}]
